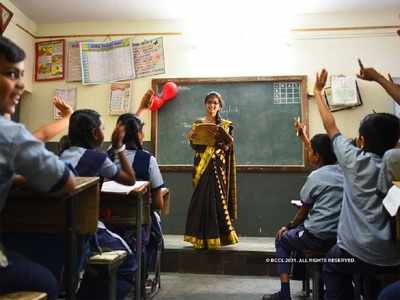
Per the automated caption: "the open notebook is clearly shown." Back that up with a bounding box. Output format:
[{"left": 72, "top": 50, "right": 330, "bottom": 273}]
[
  {"left": 101, "top": 180, "right": 148, "bottom": 194},
  {"left": 324, "top": 76, "right": 362, "bottom": 112}
]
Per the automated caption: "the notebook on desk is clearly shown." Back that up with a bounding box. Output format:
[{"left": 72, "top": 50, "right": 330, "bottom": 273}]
[{"left": 101, "top": 180, "right": 148, "bottom": 194}]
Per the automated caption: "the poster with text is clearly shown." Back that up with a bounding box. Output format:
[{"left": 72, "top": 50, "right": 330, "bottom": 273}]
[{"left": 132, "top": 37, "right": 165, "bottom": 78}]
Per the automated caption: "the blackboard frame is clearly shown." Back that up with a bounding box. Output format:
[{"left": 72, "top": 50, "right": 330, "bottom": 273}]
[{"left": 151, "top": 76, "right": 309, "bottom": 172}]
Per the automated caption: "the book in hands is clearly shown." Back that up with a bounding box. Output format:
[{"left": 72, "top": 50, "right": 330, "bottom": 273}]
[{"left": 189, "top": 123, "right": 231, "bottom": 146}]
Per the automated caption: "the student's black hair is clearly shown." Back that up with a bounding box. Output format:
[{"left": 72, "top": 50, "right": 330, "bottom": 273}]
[
  {"left": 310, "top": 134, "right": 337, "bottom": 165},
  {"left": 0, "top": 36, "right": 25, "bottom": 63},
  {"left": 68, "top": 109, "right": 101, "bottom": 149},
  {"left": 204, "top": 91, "right": 223, "bottom": 125},
  {"left": 117, "top": 113, "right": 144, "bottom": 150},
  {"left": 358, "top": 113, "right": 400, "bottom": 157}
]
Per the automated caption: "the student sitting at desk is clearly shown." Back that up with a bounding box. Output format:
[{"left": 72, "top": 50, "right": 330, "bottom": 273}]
[
  {"left": 60, "top": 109, "right": 136, "bottom": 300},
  {"left": 314, "top": 68, "right": 400, "bottom": 300},
  {"left": 108, "top": 112, "right": 165, "bottom": 281},
  {"left": 0, "top": 36, "right": 75, "bottom": 300},
  {"left": 263, "top": 122, "right": 344, "bottom": 300}
]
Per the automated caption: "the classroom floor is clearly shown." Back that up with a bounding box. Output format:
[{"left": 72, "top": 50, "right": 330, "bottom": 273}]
[{"left": 156, "top": 273, "right": 304, "bottom": 300}]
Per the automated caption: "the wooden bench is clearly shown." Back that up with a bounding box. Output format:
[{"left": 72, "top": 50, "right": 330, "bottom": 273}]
[
  {"left": 0, "top": 292, "right": 47, "bottom": 300},
  {"left": 78, "top": 250, "right": 128, "bottom": 300}
]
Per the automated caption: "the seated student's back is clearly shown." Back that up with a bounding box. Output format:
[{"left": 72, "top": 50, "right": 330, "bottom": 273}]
[
  {"left": 377, "top": 148, "right": 400, "bottom": 197},
  {"left": 334, "top": 113, "right": 400, "bottom": 266}
]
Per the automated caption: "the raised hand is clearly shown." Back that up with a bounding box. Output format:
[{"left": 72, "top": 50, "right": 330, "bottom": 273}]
[
  {"left": 53, "top": 96, "right": 73, "bottom": 118},
  {"left": 111, "top": 124, "right": 126, "bottom": 149},
  {"left": 357, "top": 58, "right": 382, "bottom": 82},
  {"left": 140, "top": 89, "right": 155, "bottom": 109},
  {"left": 294, "top": 118, "right": 306, "bottom": 137},
  {"left": 314, "top": 69, "right": 328, "bottom": 93}
]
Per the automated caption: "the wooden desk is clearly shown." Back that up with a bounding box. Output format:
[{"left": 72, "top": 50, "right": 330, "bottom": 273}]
[
  {"left": 1, "top": 177, "right": 99, "bottom": 300},
  {"left": 100, "top": 181, "right": 150, "bottom": 300}
]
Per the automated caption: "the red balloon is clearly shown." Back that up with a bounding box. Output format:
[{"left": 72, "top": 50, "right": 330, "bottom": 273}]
[
  {"left": 161, "top": 81, "right": 178, "bottom": 102},
  {"left": 150, "top": 95, "right": 164, "bottom": 111}
]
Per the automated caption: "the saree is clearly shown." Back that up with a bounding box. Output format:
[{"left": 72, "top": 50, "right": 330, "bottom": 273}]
[{"left": 184, "top": 119, "right": 239, "bottom": 249}]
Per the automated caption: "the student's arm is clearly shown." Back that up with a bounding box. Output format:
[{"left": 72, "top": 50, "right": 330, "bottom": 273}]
[
  {"left": 135, "top": 89, "right": 155, "bottom": 118},
  {"left": 294, "top": 119, "right": 311, "bottom": 149},
  {"left": 314, "top": 69, "right": 340, "bottom": 139},
  {"left": 276, "top": 207, "right": 310, "bottom": 240},
  {"left": 357, "top": 59, "right": 400, "bottom": 104},
  {"left": 33, "top": 96, "right": 73, "bottom": 142},
  {"left": 152, "top": 188, "right": 164, "bottom": 211},
  {"left": 111, "top": 124, "right": 136, "bottom": 185},
  {"left": 148, "top": 156, "right": 165, "bottom": 210},
  {"left": 14, "top": 125, "right": 76, "bottom": 194}
]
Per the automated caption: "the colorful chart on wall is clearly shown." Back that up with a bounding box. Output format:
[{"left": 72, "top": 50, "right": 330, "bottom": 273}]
[
  {"left": 132, "top": 37, "right": 165, "bottom": 78},
  {"left": 80, "top": 38, "right": 135, "bottom": 85},
  {"left": 35, "top": 39, "right": 65, "bottom": 81}
]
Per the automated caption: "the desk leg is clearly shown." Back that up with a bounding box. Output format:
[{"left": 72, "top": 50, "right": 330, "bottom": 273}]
[
  {"left": 66, "top": 196, "right": 77, "bottom": 300},
  {"left": 135, "top": 195, "right": 143, "bottom": 300}
]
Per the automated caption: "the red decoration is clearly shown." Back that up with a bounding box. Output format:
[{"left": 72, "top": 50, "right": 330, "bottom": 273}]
[
  {"left": 149, "top": 81, "right": 178, "bottom": 111},
  {"left": 161, "top": 81, "right": 178, "bottom": 102},
  {"left": 149, "top": 95, "right": 164, "bottom": 111}
]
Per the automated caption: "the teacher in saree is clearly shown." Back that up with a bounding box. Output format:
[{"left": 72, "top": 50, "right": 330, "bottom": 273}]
[{"left": 184, "top": 91, "right": 239, "bottom": 249}]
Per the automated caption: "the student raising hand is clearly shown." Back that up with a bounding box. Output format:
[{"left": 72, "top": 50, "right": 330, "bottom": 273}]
[
  {"left": 111, "top": 123, "right": 136, "bottom": 185},
  {"left": 314, "top": 68, "right": 328, "bottom": 93},
  {"left": 313, "top": 69, "right": 340, "bottom": 139},
  {"left": 53, "top": 96, "right": 73, "bottom": 118},
  {"left": 135, "top": 89, "right": 155, "bottom": 118},
  {"left": 294, "top": 118, "right": 311, "bottom": 150},
  {"left": 357, "top": 59, "right": 400, "bottom": 104},
  {"left": 32, "top": 96, "right": 74, "bottom": 142}
]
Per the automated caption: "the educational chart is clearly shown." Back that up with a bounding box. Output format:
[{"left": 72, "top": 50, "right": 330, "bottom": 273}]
[
  {"left": 132, "top": 37, "right": 165, "bottom": 78},
  {"left": 66, "top": 40, "right": 91, "bottom": 82},
  {"left": 35, "top": 39, "right": 65, "bottom": 81},
  {"left": 53, "top": 87, "right": 77, "bottom": 120},
  {"left": 109, "top": 82, "right": 131, "bottom": 115},
  {"left": 80, "top": 39, "right": 135, "bottom": 85}
]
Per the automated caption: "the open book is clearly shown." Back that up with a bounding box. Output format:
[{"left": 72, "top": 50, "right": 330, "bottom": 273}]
[
  {"left": 324, "top": 76, "right": 362, "bottom": 112},
  {"left": 190, "top": 123, "right": 231, "bottom": 146},
  {"left": 101, "top": 180, "right": 148, "bottom": 194}
]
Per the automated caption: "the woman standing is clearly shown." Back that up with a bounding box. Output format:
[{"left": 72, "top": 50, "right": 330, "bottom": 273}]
[{"left": 184, "top": 91, "right": 239, "bottom": 249}]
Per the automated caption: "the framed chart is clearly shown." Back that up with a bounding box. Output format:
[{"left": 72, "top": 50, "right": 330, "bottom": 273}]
[{"left": 35, "top": 39, "right": 65, "bottom": 81}]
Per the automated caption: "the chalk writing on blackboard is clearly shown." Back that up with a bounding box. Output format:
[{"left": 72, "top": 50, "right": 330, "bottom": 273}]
[{"left": 273, "top": 82, "right": 300, "bottom": 105}]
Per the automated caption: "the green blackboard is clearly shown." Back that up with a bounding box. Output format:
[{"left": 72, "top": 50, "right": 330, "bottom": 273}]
[{"left": 151, "top": 76, "right": 308, "bottom": 171}]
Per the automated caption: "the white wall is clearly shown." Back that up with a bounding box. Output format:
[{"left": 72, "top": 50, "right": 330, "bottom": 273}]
[{"left": 19, "top": 11, "right": 400, "bottom": 142}]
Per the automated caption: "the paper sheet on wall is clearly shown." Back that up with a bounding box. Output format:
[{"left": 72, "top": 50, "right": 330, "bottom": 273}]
[
  {"left": 132, "top": 37, "right": 165, "bottom": 78},
  {"left": 53, "top": 87, "right": 77, "bottom": 120},
  {"left": 109, "top": 82, "right": 131, "bottom": 115},
  {"left": 80, "top": 39, "right": 135, "bottom": 85},
  {"left": 66, "top": 40, "right": 91, "bottom": 82},
  {"left": 330, "top": 76, "right": 358, "bottom": 106}
]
